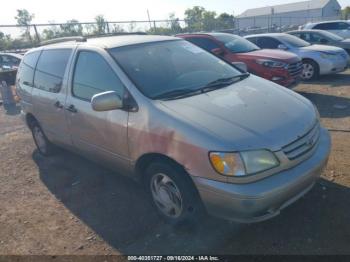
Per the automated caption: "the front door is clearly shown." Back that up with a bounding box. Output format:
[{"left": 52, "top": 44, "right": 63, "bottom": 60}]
[{"left": 65, "top": 49, "right": 130, "bottom": 172}]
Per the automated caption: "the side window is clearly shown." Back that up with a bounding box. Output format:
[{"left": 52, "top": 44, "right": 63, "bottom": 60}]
[
  {"left": 187, "top": 37, "right": 220, "bottom": 51},
  {"left": 72, "top": 51, "right": 124, "bottom": 101},
  {"left": 22, "top": 51, "right": 40, "bottom": 68},
  {"left": 314, "top": 22, "right": 345, "bottom": 30},
  {"left": 256, "top": 37, "right": 281, "bottom": 49},
  {"left": 314, "top": 23, "right": 330, "bottom": 30},
  {"left": 338, "top": 22, "right": 350, "bottom": 30},
  {"left": 310, "top": 33, "right": 323, "bottom": 43},
  {"left": 34, "top": 49, "right": 71, "bottom": 93},
  {"left": 299, "top": 33, "right": 312, "bottom": 42},
  {"left": 18, "top": 51, "right": 41, "bottom": 87},
  {"left": 246, "top": 37, "right": 257, "bottom": 44}
]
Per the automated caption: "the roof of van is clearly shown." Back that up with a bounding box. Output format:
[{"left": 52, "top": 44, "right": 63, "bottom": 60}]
[{"left": 40, "top": 35, "right": 179, "bottom": 49}]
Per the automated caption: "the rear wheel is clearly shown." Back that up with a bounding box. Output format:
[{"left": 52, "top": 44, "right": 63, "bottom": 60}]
[
  {"left": 302, "top": 60, "right": 319, "bottom": 81},
  {"left": 145, "top": 162, "right": 204, "bottom": 224},
  {"left": 30, "top": 121, "right": 56, "bottom": 156}
]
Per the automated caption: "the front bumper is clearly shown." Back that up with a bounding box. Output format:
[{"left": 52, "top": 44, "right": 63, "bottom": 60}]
[
  {"left": 192, "top": 128, "right": 331, "bottom": 223},
  {"left": 319, "top": 56, "right": 348, "bottom": 75}
]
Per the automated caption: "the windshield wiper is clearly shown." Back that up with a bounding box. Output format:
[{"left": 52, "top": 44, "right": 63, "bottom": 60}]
[
  {"left": 153, "top": 88, "right": 201, "bottom": 100},
  {"left": 153, "top": 73, "right": 250, "bottom": 100},
  {"left": 200, "top": 73, "right": 250, "bottom": 93}
]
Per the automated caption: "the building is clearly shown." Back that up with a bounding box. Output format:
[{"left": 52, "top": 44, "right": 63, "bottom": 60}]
[{"left": 236, "top": 0, "right": 342, "bottom": 29}]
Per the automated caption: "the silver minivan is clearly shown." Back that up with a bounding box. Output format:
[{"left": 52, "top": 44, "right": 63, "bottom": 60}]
[{"left": 17, "top": 35, "right": 331, "bottom": 224}]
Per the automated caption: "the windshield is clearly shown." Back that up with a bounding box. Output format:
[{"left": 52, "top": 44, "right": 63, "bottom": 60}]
[
  {"left": 280, "top": 34, "right": 311, "bottom": 47},
  {"left": 214, "top": 34, "right": 260, "bottom": 53},
  {"left": 110, "top": 40, "right": 242, "bottom": 99},
  {"left": 319, "top": 30, "right": 344, "bottom": 41}
]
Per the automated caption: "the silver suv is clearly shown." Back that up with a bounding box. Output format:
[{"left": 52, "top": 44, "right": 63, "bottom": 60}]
[{"left": 17, "top": 35, "right": 331, "bottom": 224}]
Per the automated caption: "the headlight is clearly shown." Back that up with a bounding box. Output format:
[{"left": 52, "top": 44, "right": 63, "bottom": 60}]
[
  {"left": 209, "top": 150, "right": 279, "bottom": 177},
  {"left": 256, "top": 59, "right": 287, "bottom": 68},
  {"left": 319, "top": 52, "right": 337, "bottom": 59}
]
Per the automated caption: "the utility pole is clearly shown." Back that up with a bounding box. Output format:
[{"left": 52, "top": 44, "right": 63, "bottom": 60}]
[{"left": 147, "top": 9, "right": 152, "bottom": 30}]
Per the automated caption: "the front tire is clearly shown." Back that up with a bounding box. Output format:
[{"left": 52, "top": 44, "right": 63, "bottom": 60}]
[
  {"left": 145, "top": 162, "right": 203, "bottom": 224},
  {"left": 302, "top": 60, "right": 319, "bottom": 81},
  {"left": 30, "top": 121, "right": 56, "bottom": 156}
]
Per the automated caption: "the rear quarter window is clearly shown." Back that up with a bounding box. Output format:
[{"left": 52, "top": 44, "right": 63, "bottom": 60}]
[
  {"left": 17, "top": 51, "right": 41, "bottom": 87},
  {"left": 34, "top": 49, "right": 72, "bottom": 93},
  {"left": 186, "top": 37, "right": 220, "bottom": 51}
]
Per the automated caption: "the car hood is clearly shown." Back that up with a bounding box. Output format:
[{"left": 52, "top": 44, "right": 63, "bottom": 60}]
[
  {"left": 240, "top": 49, "right": 299, "bottom": 62},
  {"left": 301, "top": 44, "right": 344, "bottom": 53},
  {"left": 159, "top": 75, "right": 316, "bottom": 151}
]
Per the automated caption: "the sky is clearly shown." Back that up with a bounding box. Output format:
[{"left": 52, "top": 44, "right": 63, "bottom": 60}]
[{"left": 1, "top": 0, "right": 349, "bottom": 25}]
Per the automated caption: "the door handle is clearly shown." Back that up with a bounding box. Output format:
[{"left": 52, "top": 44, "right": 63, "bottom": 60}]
[
  {"left": 65, "top": 104, "right": 78, "bottom": 113},
  {"left": 54, "top": 101, "right": 63, "bottom": 109}
]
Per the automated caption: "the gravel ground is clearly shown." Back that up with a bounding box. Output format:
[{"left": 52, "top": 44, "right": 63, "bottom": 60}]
[{"left": 0, "top": 70, "right": 349, "bottom": 255}]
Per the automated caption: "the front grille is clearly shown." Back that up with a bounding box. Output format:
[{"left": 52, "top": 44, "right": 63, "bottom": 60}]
[
  {"left": 287, "top": 61, "right": 303, "bottom": 77},
  {"left": 282, "top": 122, "right": 320, "bottom": 160}
]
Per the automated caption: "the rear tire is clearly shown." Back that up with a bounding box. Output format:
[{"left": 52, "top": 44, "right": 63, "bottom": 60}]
[
  {"left": 145, "top": 162, "right": 204, "bottom": 225},
  {"left": 302, "top": 60, "right": 319, "bottom": 81},
  {"left": 30, "top": 121, "right": 57, "bottom": 156}
]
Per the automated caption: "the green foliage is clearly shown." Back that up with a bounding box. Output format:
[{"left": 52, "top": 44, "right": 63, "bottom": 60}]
[
  {"left": 14, "top": 9, "right": 35, "bottom": 42},
  {"left": 94, "top": 15, "right": 107, "bottom": 34},
  {"left": 184, "top": 6, "right": 234, "bottom": 32},
  {"left": 15, "top": 9, "right": 34, "bottom": 26},
  {"left": 2, "top": 6, "right": 236, "bottom": 50},
  {"left": 342, "top": 6, "right": 350, "bottom": 20}
]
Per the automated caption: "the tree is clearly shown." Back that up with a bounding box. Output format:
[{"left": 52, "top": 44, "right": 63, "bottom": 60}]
[
  {"left": 342, "top": 6, "right": 350, "bottom": 20},
  {"left": 184, "top": 6, "right": 233, "bottom": 31},
  {"left": 216, "top": 13, "right": 235, "bottom": 29},
  {"left": 60, "top": 19, "right": 83, "bottom": 36},
  {"left": 184, "top": 6, "right": 206, "bottom": 31},
  {"left": 167, "top": 12, "right": 182, "bottom": 33},
  {"left": 94, "top": 15, "right": 107, "bottom": 35},
  {"left": 111, "top": 24, "right": 125, "bottom": 33},
  {"left": 15, "top": 9, "right": 34, "bottom": 42}
]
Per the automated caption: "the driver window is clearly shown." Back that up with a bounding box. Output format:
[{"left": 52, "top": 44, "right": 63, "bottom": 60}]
[{"left": 72, "top": 51, "right": 124, "bottom": 101}]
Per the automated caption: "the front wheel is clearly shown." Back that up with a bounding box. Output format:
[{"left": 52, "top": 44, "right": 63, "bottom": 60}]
[
  {"left": 302, "top": 60, "right": 319, "bottom": 81},
  {"left": 145, "top": 162, "right": 204, "bottom": 224}
]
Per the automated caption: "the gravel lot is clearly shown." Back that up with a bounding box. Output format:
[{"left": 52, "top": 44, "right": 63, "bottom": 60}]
[{"left": 0, "top": 70, "right": 349, "bottom": 255}]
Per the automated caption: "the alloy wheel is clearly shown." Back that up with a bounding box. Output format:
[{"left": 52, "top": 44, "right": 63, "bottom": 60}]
[{"left": 302, "top": 63, "right": 315, "bottom": 80}]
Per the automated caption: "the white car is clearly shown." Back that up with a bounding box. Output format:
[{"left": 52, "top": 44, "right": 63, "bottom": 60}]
[
  {"left": 303, "top": 21, "right": 350, "bottom": 39},
  {"left": 245, "top": 33, "right": 349, "bottom": 80}
]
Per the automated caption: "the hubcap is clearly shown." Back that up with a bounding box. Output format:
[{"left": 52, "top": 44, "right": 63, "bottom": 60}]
[
  {"left": 150, "top": 173, "right": 183, "bottom": 218},
  {"left": 33, "top": 126, "right": 47, "bottom": 153},
  {"left": 302, "top": 63, "right": 315, "bottom": 80}
]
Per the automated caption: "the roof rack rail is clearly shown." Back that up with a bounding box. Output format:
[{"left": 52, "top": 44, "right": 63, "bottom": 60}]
[{"left": 40, "top": 36, "right": 86, "bottom": 46}]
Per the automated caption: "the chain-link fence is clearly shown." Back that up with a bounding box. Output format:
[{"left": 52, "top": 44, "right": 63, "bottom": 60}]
[{"left": 0, "top": 15, "right": 346, "bottom": 52}]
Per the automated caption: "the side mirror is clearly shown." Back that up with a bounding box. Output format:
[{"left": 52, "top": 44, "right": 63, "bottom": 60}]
[
  {"left": 211, "top": 47, "right": 225, "bottom": 56},
  {"left": 277, "top": 44, "right": 288, "bottom": 50},
  {"left": 91, "top": 91, "right": 123, "bottom": 111},
  {"left": 232, "top": 62, "right": 248, "bottom": 72},
  {"left": 320, "top": 38, "right": 328, "bottom": 44}
]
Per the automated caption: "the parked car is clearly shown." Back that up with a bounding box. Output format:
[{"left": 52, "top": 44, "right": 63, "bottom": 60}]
[
  {"left": 177, "top": 33, "right": 302, "bottom": 88},
  {"left": 302, "top": 20, "right": 350, "bottom": 39},
  {"left": 245, "top": 33, "right": 349, "bottom": 80},
  {"left": 17, "top": 35, "right": 331, "bottom": 224},
  {"left": 288, "top": 30, "right": 350, "bottom": 54},
  {"left": 0, "top": 52, "right": 22, "bottom": 70}
]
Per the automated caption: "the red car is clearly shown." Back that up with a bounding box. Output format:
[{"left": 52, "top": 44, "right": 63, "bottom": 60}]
[{"left": 177, "top": 33, "right": 303, "bottom": 88}]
